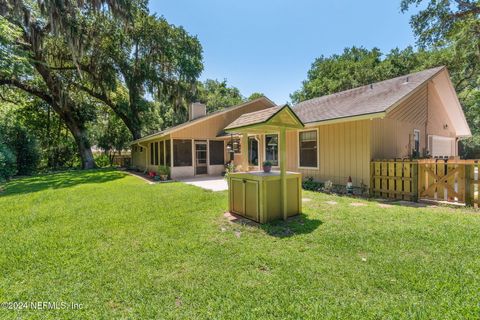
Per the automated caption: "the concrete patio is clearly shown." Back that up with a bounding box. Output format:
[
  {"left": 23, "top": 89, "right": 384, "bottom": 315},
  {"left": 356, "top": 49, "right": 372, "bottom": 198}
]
[{"left": 178, "top": 176, "right": 228, "bottom": 192}]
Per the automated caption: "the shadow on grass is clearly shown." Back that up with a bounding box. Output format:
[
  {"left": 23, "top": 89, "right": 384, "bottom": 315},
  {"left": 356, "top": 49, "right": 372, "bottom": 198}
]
[
  {"left": 0, "top": 168, "right": 125, "bottom": 197},
  {"left": 260, "top": 214, "right": 323, "bottom": 238}
]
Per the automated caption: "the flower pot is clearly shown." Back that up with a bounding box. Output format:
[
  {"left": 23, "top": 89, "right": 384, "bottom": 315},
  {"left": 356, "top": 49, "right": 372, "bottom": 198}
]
[
  {"left": 159, "top": 174, "right": 168, "bottom": 181},
  {"left": 263, "top": 165, "right": 272, "bottom": 173}
]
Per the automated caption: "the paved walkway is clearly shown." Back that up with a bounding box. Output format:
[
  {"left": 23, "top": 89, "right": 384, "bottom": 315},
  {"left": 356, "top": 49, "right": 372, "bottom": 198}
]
[{"left": 179, "top": 176, "right": 228, "bottom": 192}]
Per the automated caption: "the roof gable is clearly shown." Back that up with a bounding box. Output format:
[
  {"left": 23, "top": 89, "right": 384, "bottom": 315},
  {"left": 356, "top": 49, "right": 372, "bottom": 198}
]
[
  {"left": 131, "top": 96, "right": 276, "bottom": 144},
  {"left": 292, "top": 66, "right": 445, "bottom": 124},
  {"left": 225, "top": 105, "right": 304, "bottom": 133}
]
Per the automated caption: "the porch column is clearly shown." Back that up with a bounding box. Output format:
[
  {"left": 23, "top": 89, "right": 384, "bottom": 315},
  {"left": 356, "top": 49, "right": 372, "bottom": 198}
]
[
  {"left": 242, "top": 133, "right": 249, "bottom": 172},
  {"left": 280, "top": 127, "right": 287, "bottom": 220},
  {"left": 163, "top": 140, "right": 166, "bottom": 165}
]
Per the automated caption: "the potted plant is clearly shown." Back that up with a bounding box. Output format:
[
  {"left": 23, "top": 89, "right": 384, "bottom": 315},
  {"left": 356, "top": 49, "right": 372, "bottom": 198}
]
[
  {"left": 157, "top": 165, "right": 170, "bottom": 181},
  {"left": 262, "top": 160, "right": 272, "bottom": 173}
]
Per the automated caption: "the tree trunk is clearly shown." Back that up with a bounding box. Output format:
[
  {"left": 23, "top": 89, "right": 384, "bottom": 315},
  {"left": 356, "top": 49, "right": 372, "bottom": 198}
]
[
  {"left": 64, "top": 120, "right": 96, "bottom": 169},
  {"left": 32, "top": 53, "right": 97, "bottom": 169}
]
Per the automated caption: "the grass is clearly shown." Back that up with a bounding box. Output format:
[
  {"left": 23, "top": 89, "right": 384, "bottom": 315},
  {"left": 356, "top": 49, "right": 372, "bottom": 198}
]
[{"left": 1, "top": 169, "right": 480, "bottom": 319}]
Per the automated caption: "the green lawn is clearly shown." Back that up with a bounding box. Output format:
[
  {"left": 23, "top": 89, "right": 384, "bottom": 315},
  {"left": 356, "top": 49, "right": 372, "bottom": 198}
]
[{"left": 0, "top": 169, "right": 479, "bottom": 319}]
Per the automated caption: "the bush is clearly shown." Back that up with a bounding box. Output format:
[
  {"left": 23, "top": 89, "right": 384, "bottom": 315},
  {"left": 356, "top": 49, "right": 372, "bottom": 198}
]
[
  {"left": 94, "top": 154, "right": 111, "bottom": 168},
  {"left": 157, "top": 165, "right": 170, "bottom": 176},
  {"left": 302, "top": 177, "right": 324, "bottom": 191},
  {"left": 0, "top": 143, "right": 17, "bottom": 182},
  {"left": 2, "top": 125, "right": 40, "bottom": 175}
]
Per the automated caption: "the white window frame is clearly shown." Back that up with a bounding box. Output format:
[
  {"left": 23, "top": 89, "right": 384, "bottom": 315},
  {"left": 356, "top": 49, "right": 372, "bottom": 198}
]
[
  {"left": 413, "top": 129, "right": 420, "bottom": 154},
  {"left": 297, "top": 128, "right": 320, "bottom": 170}
]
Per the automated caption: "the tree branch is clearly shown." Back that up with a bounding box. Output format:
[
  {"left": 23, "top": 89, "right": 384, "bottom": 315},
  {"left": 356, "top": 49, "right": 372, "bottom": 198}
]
[{"left": 0, "top": 78, "right": 53, "bottom": 105}]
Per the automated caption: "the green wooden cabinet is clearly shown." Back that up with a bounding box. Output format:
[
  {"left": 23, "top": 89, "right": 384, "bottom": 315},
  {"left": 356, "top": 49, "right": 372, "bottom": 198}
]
[{"left": 228, "top": 171, "right": 302, "bottom": 223}]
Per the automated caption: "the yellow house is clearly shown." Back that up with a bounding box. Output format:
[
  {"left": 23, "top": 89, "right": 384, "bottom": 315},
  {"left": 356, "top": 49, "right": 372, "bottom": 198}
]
[{"left": 130, "top": 66, "right": 471, "bottom": 186}]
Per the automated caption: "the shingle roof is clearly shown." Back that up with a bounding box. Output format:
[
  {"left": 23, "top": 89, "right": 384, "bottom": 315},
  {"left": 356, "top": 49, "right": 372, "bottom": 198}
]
[
  {"left": 292, "top": 66, "right": 445, "bottom": 124},
  {"left": 224, "top": 105, "right": 283, "bottom": 130},
  {"left": 131, "top": 96, "right": 276, "bottom": 144}
]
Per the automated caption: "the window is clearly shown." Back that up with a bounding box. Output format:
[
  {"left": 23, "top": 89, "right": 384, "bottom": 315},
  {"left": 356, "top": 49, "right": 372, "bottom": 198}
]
[
  {"left": 414, "top": 129, "right": 420, "bottom": 155},
  {"left": 248, "top": 137, "right": 259, "bottom": 166},
  {"left": 165, "top": 140, "right": 171, "bottom": 166},
  {"left": 150, "top": 143, "right": 154, "bottom": 165},
  {"left": 299, "top": 130, "right": 318, "bottom": 168},
  {"left": 265, "top": 134, "right": 279, "bottom": 166},
  {"left": 173, "top": 139, "right": 192, "bottom": 166},
  {"left": 154, "top": 142, "right": 159, "bottom": 165},
  {"left": 209, "top": 140, "right": 225, "bottom": 165},
  {"left": 159, "top": 141, "right": 165, "bottom": 166},
  {"left": 226, "top": 138, "right": 241, "bottom": 154}
]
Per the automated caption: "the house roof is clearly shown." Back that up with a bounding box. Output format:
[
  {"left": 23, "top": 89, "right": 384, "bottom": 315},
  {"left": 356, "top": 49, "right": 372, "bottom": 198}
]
[
  {"left": 224, "top": 104, "right": 304, "bottom": 132},
  {"left": 292, "top": 66, "right": 446, "bottom": 124},
  {"left": 131, "top": 96, "right": 276, "bottom": 144},
  {"left": 224, "top": 105, "right": 283, "bottom": 130}
]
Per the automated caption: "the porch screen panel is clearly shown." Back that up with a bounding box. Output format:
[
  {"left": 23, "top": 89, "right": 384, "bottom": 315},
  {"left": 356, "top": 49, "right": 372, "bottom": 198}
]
[
  {"left": 159, "top": 141, "right": 165, "bottom": 166},
  {"left": 165, "top": 140, "right": 171, "bottom": 166},
  {"left": 173, "top": 139, "right": 192, "bottom": 166},
  {"left": 265, "top": 134, "right": 279, "bottom": 166},
  {"left": 150, "top": 143, "right": 154, "bottom": 165},
  {"left": 154, "top": 142, "right": 159, "bottom": 165},
  {"left": 299, "top": 130, "right": 317, "bottom": 168},
  {"left": 209, "top": 140, "right": 224, "bottom": 165}
]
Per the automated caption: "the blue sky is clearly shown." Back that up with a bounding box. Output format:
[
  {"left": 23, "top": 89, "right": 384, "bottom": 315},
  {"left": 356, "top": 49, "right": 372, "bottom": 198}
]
[{"left": 149, "top": 0, "right": 420, "bottom": 104}]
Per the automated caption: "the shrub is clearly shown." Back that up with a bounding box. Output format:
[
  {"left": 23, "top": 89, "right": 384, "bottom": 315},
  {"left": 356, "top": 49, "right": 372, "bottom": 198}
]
[
  {"left": 0, "top": 143, "right": 17, "bottom": 182},
  {"left": 2, "top": 125, "right": 40, "bottom": 175},
  {"left": 94, "top": 154, "right": 111, "bottom": 168},
  {"left": 157, "top": 165, "right": 170, "bottom": 176},
  {"left": 302, "top": 177, "right": 324, "bottom": 191}
]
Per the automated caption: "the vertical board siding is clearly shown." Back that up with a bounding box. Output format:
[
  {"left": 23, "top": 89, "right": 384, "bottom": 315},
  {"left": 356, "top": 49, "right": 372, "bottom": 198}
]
[
  {"left": 371, "top": 85, "right": 428, "bottom": 159},
  {"left": 427, "top": 81, "right": 457, "bottom": 138},
  {"left": 371, "top": 81, "right": 459, "bottom": 160},
  {"left": 172, "top": 100, "right": 273, "bottom": 138},
  {"left": 286, "top": 119, "right": 371, "bottom": 187}
]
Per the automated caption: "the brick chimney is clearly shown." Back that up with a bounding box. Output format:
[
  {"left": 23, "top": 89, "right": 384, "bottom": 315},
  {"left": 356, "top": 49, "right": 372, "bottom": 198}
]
[{"left": 189, "top": 102, "right": 206, "bottom": 121}]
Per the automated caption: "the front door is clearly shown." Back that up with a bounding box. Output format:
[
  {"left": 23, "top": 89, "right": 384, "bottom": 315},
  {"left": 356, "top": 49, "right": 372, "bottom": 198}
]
[{"left": 195, "top": 141, "right": 207, "bottom": 175}]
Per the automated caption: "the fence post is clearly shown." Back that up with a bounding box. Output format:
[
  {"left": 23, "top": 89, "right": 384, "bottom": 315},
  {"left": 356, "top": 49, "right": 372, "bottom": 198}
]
[
  {"left": 465, "top": 164, "right": 472, "bottom": 206},
  {"left": 370, "top": 162, "right": 374, "bottom": 197},
  {"left": 412, "top": 161, "right": 418, "bottom": 202}
]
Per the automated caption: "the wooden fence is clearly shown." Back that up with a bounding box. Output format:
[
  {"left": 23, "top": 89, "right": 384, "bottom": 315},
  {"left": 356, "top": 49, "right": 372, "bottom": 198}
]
[
  {"left": 370, "top": 160, "right": 418, "bottom": 201},
  {"left": 371, "top": 159, "right": 480, "bottom": 206}
]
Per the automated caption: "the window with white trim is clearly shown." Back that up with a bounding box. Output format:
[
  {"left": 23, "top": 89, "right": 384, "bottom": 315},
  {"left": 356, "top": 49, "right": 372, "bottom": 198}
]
[
  {"left": 299, "top": 130, "right": 318, "bottom": 168},
  {"left": 413, "top": 129, "right": 420, "bottom": 155}
]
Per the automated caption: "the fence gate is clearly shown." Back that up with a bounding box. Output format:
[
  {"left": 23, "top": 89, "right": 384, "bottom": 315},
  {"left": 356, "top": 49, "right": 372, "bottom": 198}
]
[
  {"left": 418, "top": 159, "right": 479, "bottom": 206},
  {"left": 371, "top": 159, "right": 480, "bottom": 206}
]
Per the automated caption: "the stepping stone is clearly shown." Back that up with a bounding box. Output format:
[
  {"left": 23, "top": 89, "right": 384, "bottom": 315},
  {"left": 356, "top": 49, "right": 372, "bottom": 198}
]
[
  {"left": 302, "top": 198, "right": 312, "bottom": 202},
  {"left": 325, "top": 201, "right": 337, "bottom": 205},
  {"left": 378, "top": 203, "right": 393, "bottom": 208},
  {"left": 350, "top": 202, "right": 367, "bottom": 207}
]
